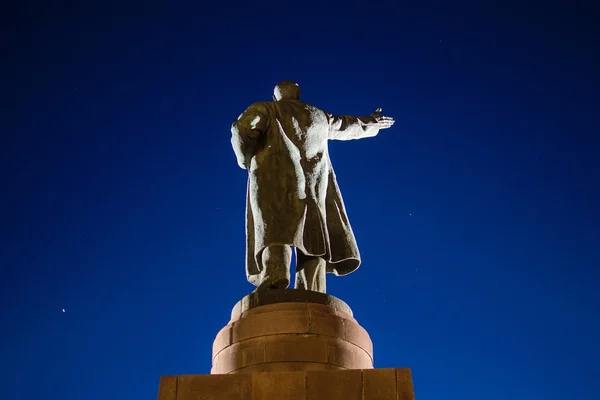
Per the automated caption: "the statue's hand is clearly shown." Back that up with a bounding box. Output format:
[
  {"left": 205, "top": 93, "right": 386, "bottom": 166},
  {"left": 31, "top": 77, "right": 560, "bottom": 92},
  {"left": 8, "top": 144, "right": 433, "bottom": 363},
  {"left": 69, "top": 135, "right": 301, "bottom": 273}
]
[{"left": 369, "top": 108, "right": 395, "bottom": 129}]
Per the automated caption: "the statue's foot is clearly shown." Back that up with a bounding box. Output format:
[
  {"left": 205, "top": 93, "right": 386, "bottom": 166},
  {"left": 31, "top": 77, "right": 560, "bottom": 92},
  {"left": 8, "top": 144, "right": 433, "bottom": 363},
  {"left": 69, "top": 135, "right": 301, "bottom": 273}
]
[
  {"left": 270, "top": 276, "right": 290, "bottom": 289},
  {"left": 254, "top": 276, "right": 290, "bottom": 292}
]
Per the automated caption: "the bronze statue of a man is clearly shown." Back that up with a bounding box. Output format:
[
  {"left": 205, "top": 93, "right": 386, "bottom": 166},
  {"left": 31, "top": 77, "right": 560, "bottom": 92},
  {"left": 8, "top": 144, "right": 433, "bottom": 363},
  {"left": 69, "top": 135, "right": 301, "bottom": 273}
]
[{"left": 231, "top": 81, "right": 394, "bottom": 293}]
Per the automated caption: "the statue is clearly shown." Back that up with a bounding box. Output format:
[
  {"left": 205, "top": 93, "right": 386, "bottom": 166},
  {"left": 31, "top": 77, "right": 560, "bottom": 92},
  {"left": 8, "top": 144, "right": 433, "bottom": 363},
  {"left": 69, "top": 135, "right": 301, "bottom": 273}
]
[{"left": 231, "top": 81, "right": 394, "bottom": 293}]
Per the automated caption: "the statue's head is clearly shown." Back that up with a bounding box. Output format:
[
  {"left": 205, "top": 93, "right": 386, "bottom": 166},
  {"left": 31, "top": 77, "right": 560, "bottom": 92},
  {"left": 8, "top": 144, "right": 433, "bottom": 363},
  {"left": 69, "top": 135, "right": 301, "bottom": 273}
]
[{"left": 273, "top": 81, "right": 300, "bottom": 101}]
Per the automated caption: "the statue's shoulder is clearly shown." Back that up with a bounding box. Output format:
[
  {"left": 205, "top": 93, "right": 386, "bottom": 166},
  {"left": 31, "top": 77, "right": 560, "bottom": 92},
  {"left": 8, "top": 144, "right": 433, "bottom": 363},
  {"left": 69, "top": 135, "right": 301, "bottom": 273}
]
[
  {"left": 246, "top": 101, "right": 271, "bottom": 110},
  {"left": 298, "top": 100, "right": 328, "bottom": 115},
  {"left": 278, "top": 99, "right": 325, "bottom": 113}
]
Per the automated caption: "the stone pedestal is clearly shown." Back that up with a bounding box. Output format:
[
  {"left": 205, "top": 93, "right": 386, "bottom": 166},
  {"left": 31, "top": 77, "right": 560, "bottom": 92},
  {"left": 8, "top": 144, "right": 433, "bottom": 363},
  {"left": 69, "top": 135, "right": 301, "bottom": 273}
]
[
  {"left": 212, "top": 290, "right": 372, "bottom": 374},
  {"left": 158, "top": 368, "right": 415, "bottom": 400},
  {"left": 157, "top": 290, "right": 416, "bottom": 400}
]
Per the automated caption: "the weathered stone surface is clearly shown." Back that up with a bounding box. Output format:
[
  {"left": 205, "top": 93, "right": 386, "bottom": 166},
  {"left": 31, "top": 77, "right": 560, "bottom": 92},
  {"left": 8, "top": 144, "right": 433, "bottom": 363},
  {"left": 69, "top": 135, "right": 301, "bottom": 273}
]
[
  {"left": 232, "top": 362, "right": 347, "bottom": 374},
  {"left": 157, "top": 375, "right": 177, "bottom": 400},
  {"left": 308, "top": 310, "right": 345, "bottom": 338},
  {"left": 241, "top": 302, "right": 310, "bottom": 320},
  {"left": 363, "top": 369, "right": 397, "bottom": 400},
  {"left": 211, "top": 325, "right": 232, "bottom": 359},
  {"left": 396, "top": 368, "right": 416, "bottom": 400},
  {"left": 231, "top": 289, "right": 353, "bottom": 320},
  {"left": 157, "top": 368, "right": 415, "bottom": 400},
  {"left": 326, "top": 336, "right": 373, "bottom": 369},
  {"left": 212, "top": 298, "right": 373, "bottom": 374},
  {"left": 231, "top": 82, "right": 395, "bottom": 293},
  {"left": 212, "top": 336, "right": 266, "bottom": 374},
  {"left": 177, "top": 374, "right": 251, "bottom": 400},
  {"left": 306, "top": 369, "right": 362, "bottom": 400},
  {"left": 232, "top": 309, "right": 310, "bottom": 342},
  {"left": 344, "top": 316, "right": 374, "bottom": 355},
  {"left": 306, "top": 302, "right": 340, "bottom": 316},
  {"left": 263, "top": 334, "right": 329, "bottom": 364},
  {"left": 252, "top": 371, "right": 306, "bottom": 400}
]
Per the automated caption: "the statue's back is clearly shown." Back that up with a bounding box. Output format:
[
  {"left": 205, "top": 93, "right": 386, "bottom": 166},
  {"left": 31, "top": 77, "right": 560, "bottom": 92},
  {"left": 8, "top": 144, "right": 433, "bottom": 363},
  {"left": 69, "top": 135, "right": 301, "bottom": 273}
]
[{"left": 264, "top": 99, "right": 330, "bottom": 158}]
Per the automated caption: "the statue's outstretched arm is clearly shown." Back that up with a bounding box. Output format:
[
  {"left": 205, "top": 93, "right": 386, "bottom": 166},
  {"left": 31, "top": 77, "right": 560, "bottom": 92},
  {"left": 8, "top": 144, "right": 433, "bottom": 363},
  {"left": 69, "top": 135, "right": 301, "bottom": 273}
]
[{"left": 328, "top": 108, "right": 395, "bottom": 141}]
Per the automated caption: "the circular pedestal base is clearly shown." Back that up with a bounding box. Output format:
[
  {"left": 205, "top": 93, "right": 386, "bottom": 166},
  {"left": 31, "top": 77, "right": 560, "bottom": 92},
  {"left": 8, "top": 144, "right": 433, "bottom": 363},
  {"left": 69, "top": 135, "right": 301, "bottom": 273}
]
[{"left": 211, "top": 290, "right": 373, "bottom": 374}]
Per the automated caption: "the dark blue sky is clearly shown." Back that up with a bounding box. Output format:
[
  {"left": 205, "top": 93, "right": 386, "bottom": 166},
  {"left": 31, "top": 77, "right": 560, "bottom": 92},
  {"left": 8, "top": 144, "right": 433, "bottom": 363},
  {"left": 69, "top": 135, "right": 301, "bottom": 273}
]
[{"left": 2, "top": 1, "right": 599, "bottom": 399}]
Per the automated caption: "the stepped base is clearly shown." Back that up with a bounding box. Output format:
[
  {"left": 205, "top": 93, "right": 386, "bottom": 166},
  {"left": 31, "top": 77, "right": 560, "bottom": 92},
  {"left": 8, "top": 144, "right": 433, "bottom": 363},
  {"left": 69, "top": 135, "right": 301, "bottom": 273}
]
[
  {"left": 158, "top": 368, "right": 415, "bottom": 400},
  {"left": 212, "top": 290, "right": 373, "bottom": 374}
]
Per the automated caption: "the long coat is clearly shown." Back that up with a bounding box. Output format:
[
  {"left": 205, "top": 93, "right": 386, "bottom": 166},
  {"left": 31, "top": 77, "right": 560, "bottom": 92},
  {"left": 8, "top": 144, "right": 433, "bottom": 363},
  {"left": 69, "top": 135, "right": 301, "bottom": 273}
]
[{"left": 231, "top": 99, "right": 381, "bottom": 285}]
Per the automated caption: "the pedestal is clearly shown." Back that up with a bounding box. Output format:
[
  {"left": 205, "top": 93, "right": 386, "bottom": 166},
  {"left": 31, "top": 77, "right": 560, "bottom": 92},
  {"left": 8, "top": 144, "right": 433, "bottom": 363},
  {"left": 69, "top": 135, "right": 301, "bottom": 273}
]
[
  {"left": 158, "top": 369, "right": 415, "bottom": 400},
  {"left": 212, "top": 289, "right": 372, "bottom": 374},
  {"left": 157, "top": 290, "right": 416, "bottom": 399}
]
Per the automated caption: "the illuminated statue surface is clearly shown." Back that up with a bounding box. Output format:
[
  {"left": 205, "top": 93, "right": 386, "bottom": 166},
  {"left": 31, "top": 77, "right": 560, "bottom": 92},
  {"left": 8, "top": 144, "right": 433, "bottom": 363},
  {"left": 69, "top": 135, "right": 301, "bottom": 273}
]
[{"left": 231, "top": 81, "right": 394, "bottom": 293}]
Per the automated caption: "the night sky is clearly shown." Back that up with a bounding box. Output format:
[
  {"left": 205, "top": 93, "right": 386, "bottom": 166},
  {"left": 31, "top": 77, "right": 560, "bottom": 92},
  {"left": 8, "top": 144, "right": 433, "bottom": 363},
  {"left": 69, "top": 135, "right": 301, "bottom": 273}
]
[{"left": 2, "top": 2, "right": 599, "bottom": 399}]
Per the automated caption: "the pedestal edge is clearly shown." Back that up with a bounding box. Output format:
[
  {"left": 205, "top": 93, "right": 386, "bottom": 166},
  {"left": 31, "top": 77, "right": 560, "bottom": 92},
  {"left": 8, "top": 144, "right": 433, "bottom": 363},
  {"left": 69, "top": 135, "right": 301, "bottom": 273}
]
[{"left": 231, "top": 289, "right": 353, "bottom": 320}]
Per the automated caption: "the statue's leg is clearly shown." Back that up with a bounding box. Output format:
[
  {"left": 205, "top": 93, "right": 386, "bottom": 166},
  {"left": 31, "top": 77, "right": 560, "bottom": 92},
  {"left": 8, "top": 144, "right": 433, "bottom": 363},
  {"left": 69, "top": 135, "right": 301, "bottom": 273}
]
[
  {"left": 294, "top": 249, "right": 326, "bottom": 293},
  {"left": 256, "top": 245, "right": 291, "bottom": 291}
]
